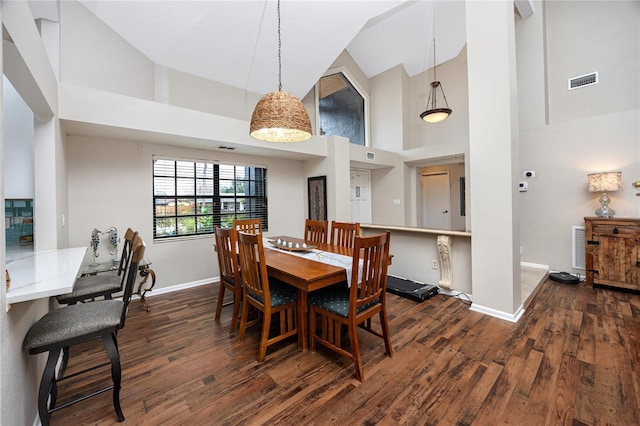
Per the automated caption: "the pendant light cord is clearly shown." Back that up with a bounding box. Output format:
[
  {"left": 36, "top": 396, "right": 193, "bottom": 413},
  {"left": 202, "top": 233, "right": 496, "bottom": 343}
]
[
  {"left": 277, "top": 0, "right": 282, "bottom": 92},
  {"left": 432, "top": 1, "right": 437, "bottom": 84}
]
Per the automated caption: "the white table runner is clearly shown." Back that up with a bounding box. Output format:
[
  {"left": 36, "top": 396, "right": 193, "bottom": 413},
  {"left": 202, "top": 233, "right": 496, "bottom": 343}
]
[{"left": 263, "top": 238, "right": 362, "bottom": 287}]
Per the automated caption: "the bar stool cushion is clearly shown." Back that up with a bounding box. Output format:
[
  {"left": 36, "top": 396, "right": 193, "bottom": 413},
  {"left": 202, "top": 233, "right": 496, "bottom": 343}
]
[
  {"left": 56, "top": 274, "right": 122, "bottom": 305},
  {"left": 24, "top": 300, "right": 123, "bottom": 353}
]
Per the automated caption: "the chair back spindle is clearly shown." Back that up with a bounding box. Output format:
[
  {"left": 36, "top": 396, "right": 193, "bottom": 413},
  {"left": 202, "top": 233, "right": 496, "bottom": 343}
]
[
  {"left": 236, "top": 231, "right": 297, "bottom": 362},
  {"left": 237, "top": 231, "right": 269, "bottom": 306},
  {"left": 215, "top": 227, "right": 239, "bottom": 288},
  {"left": 351, "top": 231, "right": 391, "bottom": 310},
  {"left": 233, "top": 218, "right": 263, "bottom": 235},
  {"left": 305, "top": 219, "right": 328, "bottom": 244},
  {"left": 116, "top": 228, "right": 136, "bottom": 276},
  {"left": 119, "top": 235, "right": 145, "bottom": 329},
  {"left": 330, "top": 221, "right": 360, "bottom": 249},
  {"left": 214, "top": 226, "right": 242, "bottom": 334}
]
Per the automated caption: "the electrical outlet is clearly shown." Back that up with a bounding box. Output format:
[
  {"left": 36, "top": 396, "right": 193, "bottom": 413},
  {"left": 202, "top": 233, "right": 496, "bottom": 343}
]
[{"left": 431, "top": 259, "right": 438, "bottom": 270}]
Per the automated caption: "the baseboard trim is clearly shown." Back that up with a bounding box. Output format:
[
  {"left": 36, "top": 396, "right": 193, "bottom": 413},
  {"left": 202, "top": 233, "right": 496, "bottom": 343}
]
[
  {"left": 134, "top": 275, "right": 530, "bottom": 324},
  {"left": 131, "top": 277, "right": 217, "bottom": 301},
  {"left": 520, "top": 261, "right": 549, "bottom": 270},
  {"left": 470, "top": 302, "right": 525, "bottom": 323},
  {"left": 438, "top": 288, "right": 473, "bottom": 302}
]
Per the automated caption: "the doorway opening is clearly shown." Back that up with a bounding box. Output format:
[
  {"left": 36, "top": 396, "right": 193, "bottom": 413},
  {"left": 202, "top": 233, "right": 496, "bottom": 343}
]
[
  {"left": 420, "top": 172, "right": 451, "bottom": 229},
  {"left": 350, "top": 169, "right": 371, "bottom": 224},
  {"left": 418, "top": 162, "right": 466, "bottom": 231}
]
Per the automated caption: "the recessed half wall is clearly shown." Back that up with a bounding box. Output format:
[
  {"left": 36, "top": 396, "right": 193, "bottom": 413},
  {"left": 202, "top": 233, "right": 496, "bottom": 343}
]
[{"left": 361, "top": 225, "right": 472, "bottom": 296}]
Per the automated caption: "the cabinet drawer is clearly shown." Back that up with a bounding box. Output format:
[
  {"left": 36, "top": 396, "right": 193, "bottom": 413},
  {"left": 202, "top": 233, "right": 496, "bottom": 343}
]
[{"left": 591, "top": 224, "right": 638, "bottom": 237}]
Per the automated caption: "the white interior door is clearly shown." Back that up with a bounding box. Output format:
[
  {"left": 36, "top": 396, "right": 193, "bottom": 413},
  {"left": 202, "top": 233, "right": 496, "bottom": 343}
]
[
  {"left": 350, "top": 169, "right": 371, "bottom": 224},
  {"left": 420, "top": 172, "right": 451, "bottom": 229}
]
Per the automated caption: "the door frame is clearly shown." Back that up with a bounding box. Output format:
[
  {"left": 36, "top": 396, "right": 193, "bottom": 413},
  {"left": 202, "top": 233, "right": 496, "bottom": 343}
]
[{"left": 419, "top": 171, "right": 451, "bottom": 230}]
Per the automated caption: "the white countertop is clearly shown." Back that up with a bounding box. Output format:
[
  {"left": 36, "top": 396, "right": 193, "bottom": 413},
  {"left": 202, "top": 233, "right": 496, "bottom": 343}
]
[
  {"left": 360, "top": 224, "right": 471, "bottom": 237},
  {"left": 6, "top": 247, "right": 87, "bottom": 305}
]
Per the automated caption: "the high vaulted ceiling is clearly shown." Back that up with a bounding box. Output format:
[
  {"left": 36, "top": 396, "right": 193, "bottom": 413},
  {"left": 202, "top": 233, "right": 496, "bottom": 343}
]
[
  {"left": 28, "top": 0, "right": 533, "bottom": 100},
  {"left": 30, "top": 0, "right": 473, "bottom": 98}
]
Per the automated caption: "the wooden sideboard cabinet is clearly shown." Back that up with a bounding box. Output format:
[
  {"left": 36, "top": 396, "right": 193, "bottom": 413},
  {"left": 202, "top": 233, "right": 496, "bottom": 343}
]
[{"left": 584, "top": 217, "right": 640, "bottom": 291}]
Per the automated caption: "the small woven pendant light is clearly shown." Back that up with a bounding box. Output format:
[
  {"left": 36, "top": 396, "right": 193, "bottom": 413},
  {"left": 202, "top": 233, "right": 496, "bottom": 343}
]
[{"left": 250, "top": 0, "right": 312, "bottom": 142}]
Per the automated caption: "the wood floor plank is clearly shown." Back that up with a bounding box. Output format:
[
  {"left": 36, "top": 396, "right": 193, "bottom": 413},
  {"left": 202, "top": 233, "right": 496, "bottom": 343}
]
[
  {"left": 544, "top": 353, "right": 580, "bottom": 425},
  {"left": 43, "top": 279, "right": 640, "bottom": 425}
]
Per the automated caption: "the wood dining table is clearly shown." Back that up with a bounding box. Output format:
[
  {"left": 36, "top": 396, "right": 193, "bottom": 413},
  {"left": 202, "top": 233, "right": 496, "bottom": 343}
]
[{"left": 263, "top": 236, "right": 353, "bottom": 350}]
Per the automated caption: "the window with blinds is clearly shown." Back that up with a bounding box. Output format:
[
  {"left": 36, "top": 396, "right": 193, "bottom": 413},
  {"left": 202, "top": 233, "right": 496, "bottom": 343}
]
[{"left": 152, "top": 158, "right": 268, "bottom": 239}]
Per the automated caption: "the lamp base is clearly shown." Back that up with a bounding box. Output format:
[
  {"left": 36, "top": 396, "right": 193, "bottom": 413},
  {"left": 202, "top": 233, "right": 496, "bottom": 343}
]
[
  {"left": 595, "top": 192, "right": 615, "bottom": 218},
  {"left": 595, "top": 206, "right": 615, "bottom": 218}
]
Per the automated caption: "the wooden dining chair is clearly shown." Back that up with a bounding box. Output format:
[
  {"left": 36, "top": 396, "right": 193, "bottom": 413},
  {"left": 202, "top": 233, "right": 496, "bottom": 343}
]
[
  {"left": 214, "top": 226, "right": 242, "bottom": 335},
  {"left": 330, "top": 221, "right": 360, "bottom": 248},
  {"left": 56, "top": 228, "right": 137, "bottom": 306},
  {"left": 236, "top": 231, "right": 298, "bottom": 362},
  {"left": 304, "top": 219, "right": 328, "bottom": 244},
  {"left": 23, "top": 235, "right": 145, "bottom": 426},
  {"left": 233, "top": 218, "right": 262, "bottom": 235},
  {"left": 309, "top": 231, "right": 392, "bottom": 381}
]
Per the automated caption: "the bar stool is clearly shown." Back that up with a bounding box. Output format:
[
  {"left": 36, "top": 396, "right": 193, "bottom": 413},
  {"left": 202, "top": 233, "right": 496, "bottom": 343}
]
[
  {"left": 56, "top": 228, "right": 137, "bottom": 305},
  {"left": 23, "top": 236, "right": 145, "bottom": 426}
]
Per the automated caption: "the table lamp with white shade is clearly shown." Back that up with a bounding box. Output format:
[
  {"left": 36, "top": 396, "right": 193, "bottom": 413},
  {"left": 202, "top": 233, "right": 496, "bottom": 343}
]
[{"left": 588, "top": 172, "right": 622, "bottom": 218}]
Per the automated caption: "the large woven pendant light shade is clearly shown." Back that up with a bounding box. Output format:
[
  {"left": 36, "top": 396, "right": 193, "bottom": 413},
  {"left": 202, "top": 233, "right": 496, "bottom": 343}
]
[{"left": 250, "top": 0, "right": 312, "bottom": 142}]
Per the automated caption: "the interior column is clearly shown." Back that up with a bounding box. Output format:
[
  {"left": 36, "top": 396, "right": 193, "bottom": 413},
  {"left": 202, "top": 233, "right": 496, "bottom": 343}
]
[{"left": 466, "top": 0, "right": 522, "bottom": 320}]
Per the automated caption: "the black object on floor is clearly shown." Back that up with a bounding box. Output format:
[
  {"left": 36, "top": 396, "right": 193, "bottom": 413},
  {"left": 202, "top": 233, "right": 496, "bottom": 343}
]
[
  {"left": 386, "top": 275, "right": 439, "bottom": 302},
  {"left": 549, "top": 272, "right": 580, "bottom": 284}
]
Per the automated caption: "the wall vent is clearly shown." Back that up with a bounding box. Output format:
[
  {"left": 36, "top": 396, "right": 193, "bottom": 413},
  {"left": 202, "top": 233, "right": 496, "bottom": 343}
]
[
  {"left": 572, "top": 226, "right": 585, "bottom": 269},
  {"left": 568, "top": 72, "right": 598, "bottom": 90},
  {"left": 366, "top": 151, "right": 375, "bottom": 161}
]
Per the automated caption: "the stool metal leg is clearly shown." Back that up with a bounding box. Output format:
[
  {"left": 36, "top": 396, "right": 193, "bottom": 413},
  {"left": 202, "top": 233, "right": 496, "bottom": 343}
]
[
  {"left": 102, "top": 332, "right": 124, "bottom": 422},
  {"left": 38, "top": 348, "right": 61, "bottom": 426},
  {"left": 59, "top": 346, "right": 70, "bottom": 378}
]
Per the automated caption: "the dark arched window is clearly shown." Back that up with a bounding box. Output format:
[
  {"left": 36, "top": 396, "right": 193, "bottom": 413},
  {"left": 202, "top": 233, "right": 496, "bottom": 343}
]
[{"left": 317, "top": 70, "right": 368, "bottom": 146}]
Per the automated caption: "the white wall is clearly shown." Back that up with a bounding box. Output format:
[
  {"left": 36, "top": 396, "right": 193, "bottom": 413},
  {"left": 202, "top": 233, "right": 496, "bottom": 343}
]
[
  {"left": 2, "top": 76, "right": 34, "bottom": 198},
  {"left": 66, "top": 135, "right": 307, "bottom": 289},
  {"left": 545, "top": 0, "right": 639, "bottom": 123},
  {"left": 59, "top": 0, "right": 154, "bottom": 100},
  {"left": 370, "top": 65, "right": 405, "bottom": 152},
  {"left": 361, "top": 227, "right": 472, "bottom": 296},
  {"left": 159, "top": 66, "right": 262, "bottom": 122},
  {"left": 1, "top": 2, "right": 60, "bottom": 424},
  {"left": 519, "top": 110, "right": 639, "bottom": 271},
  {"left": 516, "top": 0, "right": 640, "bottom": 272}
]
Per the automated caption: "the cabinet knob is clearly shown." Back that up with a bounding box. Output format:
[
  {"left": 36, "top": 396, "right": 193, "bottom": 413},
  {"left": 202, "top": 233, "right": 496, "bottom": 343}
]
[{"left": 613, "top": 227, "right": 619, "bottom": 234}]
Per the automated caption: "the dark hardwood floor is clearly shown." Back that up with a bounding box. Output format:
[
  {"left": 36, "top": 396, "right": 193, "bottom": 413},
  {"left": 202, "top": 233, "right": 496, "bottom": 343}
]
[{"left": 48, "top": 278, "right": 640, "bottom": 425}]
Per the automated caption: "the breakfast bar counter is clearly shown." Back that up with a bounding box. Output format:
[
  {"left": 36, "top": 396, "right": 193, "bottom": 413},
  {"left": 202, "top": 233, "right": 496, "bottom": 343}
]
[{"left": 6, "top": 247, "right": 87, "bottom": 306}]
